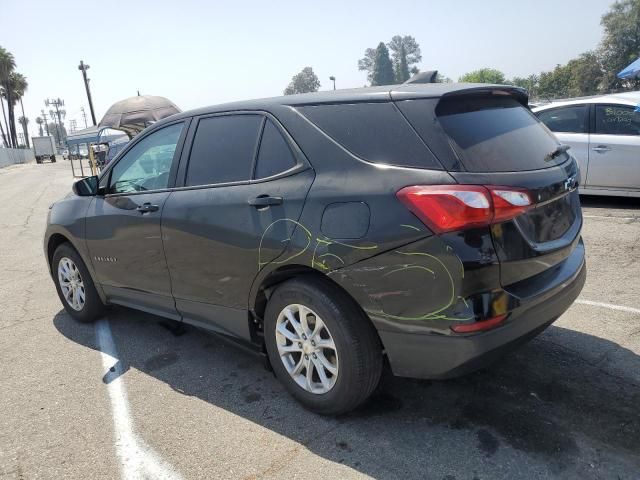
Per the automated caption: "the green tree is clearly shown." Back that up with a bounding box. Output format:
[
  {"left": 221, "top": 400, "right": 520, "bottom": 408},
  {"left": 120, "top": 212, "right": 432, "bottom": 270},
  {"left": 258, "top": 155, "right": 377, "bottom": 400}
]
[
  {"left": 371, "top": 42, "right": 395, "bottom": 86},
  {"left": 387, "top": 35, "right": 422, "bottom": 83},
  {"left": 459, "top": 68, "right": 507, "bottom": 84},
  {"left": 599, "top": 0, "right": 640, "bottom": 90},
  {"left": 283, "top": 67, "right": 321, "bottom": 95},
  {"left": 357, "top": 47, "right": 377, "bottom": 84},
  {"left": 511, "top": 74, "right": 540, "bottom": 97},
  {"left": 48, "top": 122, "right": 67, "bottom": 145}
]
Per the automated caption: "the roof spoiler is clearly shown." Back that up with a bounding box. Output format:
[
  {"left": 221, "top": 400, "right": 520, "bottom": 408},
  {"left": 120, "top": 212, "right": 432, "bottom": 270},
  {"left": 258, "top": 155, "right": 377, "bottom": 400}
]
[
  {"left": 440, "top": 86, "right": 529, "bottom": 107},
  {"left": 404, "top": 70, "right": 438, "bottom": 84}
]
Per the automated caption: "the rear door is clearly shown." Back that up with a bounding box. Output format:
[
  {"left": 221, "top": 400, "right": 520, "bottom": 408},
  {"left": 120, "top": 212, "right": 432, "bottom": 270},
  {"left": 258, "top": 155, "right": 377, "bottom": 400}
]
[
  {"left": 162, "top": 113, "right": 314, "bottom": 338},
  {"left": 397, "top": 92, "right": 582, "bottom": 287},
  {"left": 535, "top": 105, "right": 590, "bottom": 185},
  {"left": 587, "top": 103, "right": 640, "bottom": 191}
]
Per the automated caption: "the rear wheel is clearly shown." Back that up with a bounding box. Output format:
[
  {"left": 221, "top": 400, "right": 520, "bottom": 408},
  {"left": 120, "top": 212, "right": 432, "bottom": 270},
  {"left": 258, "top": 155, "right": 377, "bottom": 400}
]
[
  {"left": 52, "top": 243, "right": 104, "bottom": 322},
  {"left": 264, "top": 277, "right": 382, "bottom": 415}
]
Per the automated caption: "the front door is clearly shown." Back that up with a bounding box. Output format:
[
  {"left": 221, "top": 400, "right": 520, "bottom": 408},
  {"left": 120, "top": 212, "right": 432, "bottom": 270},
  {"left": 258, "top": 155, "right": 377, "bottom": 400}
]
[
  {"left": 162, "top": 114, "right": 314, "bottom": 338},
  {"left": 85, "top": 121, "right": 186, "bottom": 318},
  {"left": 587, "top": 104, "right": 640, "bottom": 191}
]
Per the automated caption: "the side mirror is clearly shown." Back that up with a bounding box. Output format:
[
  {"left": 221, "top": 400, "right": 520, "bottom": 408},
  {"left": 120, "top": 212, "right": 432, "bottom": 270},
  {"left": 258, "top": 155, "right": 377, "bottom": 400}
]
[{"left": 72, "top": 175, "right": 100, "bottom": 196}]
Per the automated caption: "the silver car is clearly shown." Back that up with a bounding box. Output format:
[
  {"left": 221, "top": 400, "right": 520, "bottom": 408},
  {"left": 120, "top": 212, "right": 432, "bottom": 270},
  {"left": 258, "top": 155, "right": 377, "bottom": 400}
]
[{"left": 533, "top": 92, "right": 640, "bottom": 197}]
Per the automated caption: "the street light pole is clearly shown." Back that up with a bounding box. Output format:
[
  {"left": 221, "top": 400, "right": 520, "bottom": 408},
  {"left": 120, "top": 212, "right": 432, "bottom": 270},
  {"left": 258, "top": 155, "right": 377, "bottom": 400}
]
[
  {"left": 78, "top": 60, "right": 97, "bottom": 126},
  {"left": 329, "top": 76, "right": 336, "bottom": 90}
]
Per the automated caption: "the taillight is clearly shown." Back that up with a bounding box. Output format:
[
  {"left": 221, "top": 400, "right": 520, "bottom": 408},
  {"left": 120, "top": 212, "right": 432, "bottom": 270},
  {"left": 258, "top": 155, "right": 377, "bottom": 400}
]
[{"left": 396, "top": 185, "right": 532, "bottom": 233}]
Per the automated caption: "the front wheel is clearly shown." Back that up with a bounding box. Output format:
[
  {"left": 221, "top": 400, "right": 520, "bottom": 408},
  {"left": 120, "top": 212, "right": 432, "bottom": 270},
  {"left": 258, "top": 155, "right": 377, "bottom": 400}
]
[
  {"left": 52, "top": 243, "right": 105, "bottom": 322},
  {"left": 264, "top": 277, "right": 382, "bottom": 415}
]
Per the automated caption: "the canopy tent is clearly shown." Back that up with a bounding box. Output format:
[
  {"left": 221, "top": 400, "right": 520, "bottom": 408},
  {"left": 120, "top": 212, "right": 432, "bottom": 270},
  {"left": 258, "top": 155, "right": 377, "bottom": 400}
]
[
  {"left": 98, "top": 95, "right": 181, "bottom": 138},
  {"left": 617, "top": 58, "right": 640, "bottom": 80},
  {"left": 66, "top": 126, "right": 127, "bottom": 147}
]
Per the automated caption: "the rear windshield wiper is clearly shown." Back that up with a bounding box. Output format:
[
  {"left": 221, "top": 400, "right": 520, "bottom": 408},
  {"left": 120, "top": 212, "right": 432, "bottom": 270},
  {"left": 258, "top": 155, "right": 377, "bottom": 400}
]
[{"left": 544, "top": 144, "right": 571, "bottom": 161}]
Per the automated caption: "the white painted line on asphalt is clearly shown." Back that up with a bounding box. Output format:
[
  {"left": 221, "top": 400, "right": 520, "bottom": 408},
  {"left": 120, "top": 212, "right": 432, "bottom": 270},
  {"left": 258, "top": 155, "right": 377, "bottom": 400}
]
[
  {"left": 575, "top": 299, "right": 640, "bottom": 315},
  {"left": 583, "top": 214, "right": 639, "bottom": 221},
  {"left": 96, "top": 319, "right": 183, "bottom": 480}
]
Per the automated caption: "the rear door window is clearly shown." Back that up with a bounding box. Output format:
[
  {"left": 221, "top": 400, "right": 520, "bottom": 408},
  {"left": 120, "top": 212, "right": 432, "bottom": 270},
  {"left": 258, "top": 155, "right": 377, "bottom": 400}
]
[
  {"left": 536, "top": 105, "right": 588, "bottom": 133},
  {"left": 594, "top": 105, "right": 640, "bottom": 136},
  {"left": 434, "top": 96, "right": 565, "bottom": 172},
  {"left": 254, "top": 119, "right": 297, "bottom": 179},
  {"left": 297, "top": 102, "right": 442, "bottom": 169},
  {"left": 185, "top": 115, "right": 263, "bottom": 186}
]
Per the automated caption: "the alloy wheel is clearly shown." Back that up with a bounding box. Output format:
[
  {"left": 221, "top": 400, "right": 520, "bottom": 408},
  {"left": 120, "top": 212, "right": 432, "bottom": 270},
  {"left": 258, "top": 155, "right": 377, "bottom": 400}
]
[
  {"left": 58, "top": 257, "right": 86, "bottom": 311},
  {"left": 275, "top": 304, "right": 339, "bottom": 394}
]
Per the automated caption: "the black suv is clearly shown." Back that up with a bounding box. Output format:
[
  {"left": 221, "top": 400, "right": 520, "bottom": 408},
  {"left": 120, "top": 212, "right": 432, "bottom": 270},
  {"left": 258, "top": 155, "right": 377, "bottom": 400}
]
[{"left": 45, "top": 83, "right": 586, "bottom": 415}]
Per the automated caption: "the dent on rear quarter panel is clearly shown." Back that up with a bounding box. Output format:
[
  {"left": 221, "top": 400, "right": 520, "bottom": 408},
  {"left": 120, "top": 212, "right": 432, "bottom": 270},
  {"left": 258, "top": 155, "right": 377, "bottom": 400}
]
[{"left": 328, "top": 233, "right": 473, "bottom": 333}]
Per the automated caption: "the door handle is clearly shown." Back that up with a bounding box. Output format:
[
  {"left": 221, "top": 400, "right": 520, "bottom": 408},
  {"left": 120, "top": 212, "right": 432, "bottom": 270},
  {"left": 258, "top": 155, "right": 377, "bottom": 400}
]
[
  {"left": 249, "top": 195, "right": 283, "bottom": 208},
  {"left": 136, "top": 202, "right": 159, "bottom": 213},
  {"left": 592, "top": 145, "right": 611, "bottom": 153}
]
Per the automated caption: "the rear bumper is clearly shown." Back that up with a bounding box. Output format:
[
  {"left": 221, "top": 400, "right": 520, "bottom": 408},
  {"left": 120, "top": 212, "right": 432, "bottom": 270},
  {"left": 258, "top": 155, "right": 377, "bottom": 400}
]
[{"left": 378, "top": 252, "right": 586, "bottom": 379}]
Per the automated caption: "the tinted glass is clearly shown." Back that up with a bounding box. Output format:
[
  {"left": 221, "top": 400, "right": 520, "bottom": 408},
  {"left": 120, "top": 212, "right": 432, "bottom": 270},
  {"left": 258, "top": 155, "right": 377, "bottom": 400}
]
[
  {"left": 298, "top": 102, "right": 441, "bottom": 169},
  {"left": 255, "top": 120, "right": 297, "bottom": 179},
  {"left": 186, "top": 115, "right": 263, "bottom": 186},
  {"left": 594, "top": 105, "right": 640, "bottom": 135},
  {"left": 436, "top": 96, "right": 564, "bottom": 172},
  {"left": 109, "top": 122, "right": 183, "bottom": 193},
  {"left": 536, "top": 105, "right": 588, "bottom": 133}
]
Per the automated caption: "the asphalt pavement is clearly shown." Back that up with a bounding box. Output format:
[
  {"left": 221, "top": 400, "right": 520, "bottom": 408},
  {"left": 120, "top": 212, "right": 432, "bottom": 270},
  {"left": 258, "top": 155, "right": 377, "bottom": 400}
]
[{"left": 1, "top": 161, "right": 639, "bottom": 479}]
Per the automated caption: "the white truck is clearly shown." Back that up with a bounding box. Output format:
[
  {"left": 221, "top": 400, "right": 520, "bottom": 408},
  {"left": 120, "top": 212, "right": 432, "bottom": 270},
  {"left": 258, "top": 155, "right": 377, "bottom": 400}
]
[{"left": 31, "top": 136, "right": 57, "bottom": 164}]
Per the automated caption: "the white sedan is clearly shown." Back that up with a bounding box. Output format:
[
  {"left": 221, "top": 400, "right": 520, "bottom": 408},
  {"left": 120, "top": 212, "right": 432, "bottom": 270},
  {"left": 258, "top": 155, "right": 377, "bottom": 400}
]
[{"left": 533, "top": 92, "right": 640, "bottom": 197}]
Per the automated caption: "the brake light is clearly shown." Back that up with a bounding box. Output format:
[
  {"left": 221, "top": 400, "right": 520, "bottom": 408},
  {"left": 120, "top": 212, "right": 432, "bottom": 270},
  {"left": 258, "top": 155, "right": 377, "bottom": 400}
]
[
  {"left": 396, "top": 185, "right": 532, "bottom": 233},
  {"left": 451, "top": 314, "right": 507, "bottom": 333}
]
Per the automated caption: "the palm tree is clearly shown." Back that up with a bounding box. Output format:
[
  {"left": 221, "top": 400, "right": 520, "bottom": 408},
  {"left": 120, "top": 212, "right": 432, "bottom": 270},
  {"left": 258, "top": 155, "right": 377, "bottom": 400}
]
[
  {"left": 35, "top": 116, "right": 44, "bottom": 137},
  {"left": 11, "top": 72, "right": 29, "bottom": 148},
  {"left": 18, "top": 116, "right": 28, "bottom": 147},
  {"left": 0, "top": 46, "right": 17, "bottom": 147}
]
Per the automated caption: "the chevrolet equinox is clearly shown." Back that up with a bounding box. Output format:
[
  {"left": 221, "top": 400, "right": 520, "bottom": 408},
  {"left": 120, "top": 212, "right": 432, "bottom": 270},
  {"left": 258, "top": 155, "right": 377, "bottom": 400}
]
[{"left": 45, "top": 83, "right": 586, "bottom": 415}]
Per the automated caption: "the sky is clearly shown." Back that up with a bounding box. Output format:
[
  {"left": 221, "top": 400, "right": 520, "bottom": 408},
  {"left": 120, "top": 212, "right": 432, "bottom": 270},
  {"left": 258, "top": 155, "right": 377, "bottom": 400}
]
[{"left": 2, "top": 0, "right": 614, "bottom": 139}]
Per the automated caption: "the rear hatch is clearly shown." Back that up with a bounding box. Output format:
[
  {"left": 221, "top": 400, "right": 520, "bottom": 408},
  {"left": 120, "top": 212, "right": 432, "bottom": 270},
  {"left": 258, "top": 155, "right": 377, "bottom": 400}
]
[{"left": 395, "top": 87, "right": 582, "bottom": 287}]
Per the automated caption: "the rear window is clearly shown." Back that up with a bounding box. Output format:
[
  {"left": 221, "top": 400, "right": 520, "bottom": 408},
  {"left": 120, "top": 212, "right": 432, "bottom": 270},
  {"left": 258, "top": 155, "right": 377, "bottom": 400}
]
[
  {"left": 436, "top": 96, "right": 566, "bottom": 172},
  {"left": 297, "top": 103, "right": 442, "bottom": 169}
]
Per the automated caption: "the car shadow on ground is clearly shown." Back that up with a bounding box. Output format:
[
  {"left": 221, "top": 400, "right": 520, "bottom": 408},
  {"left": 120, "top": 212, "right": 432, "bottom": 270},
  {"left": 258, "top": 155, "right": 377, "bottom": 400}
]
[
  {"left": 53, "top": 307, "right": 640, "bottom": 478},
  {"left": 580, "top": 195, "right": 640, "bottom": 211}
]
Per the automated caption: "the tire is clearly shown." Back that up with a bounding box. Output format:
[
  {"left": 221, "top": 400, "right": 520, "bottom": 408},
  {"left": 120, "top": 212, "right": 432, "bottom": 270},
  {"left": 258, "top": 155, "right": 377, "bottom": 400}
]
[
  {"left": 52, "top": 243, "right": 105, "bottom": 323},
  {"left": 264, "top": 277, "right": 382, "bottom": 415},
  {"left": 36, "top": 157, "right": 42, "bottom": 164},
  {"left": 51, "top": 157, "right": 57, "bottom": 163}
]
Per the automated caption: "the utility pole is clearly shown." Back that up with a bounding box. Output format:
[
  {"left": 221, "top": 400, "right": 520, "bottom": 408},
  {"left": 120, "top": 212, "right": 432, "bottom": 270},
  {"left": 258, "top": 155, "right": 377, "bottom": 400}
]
[
  {"left": 78, "top": 61, "right": 97, "bottom": 126},
  {"left": 45, "top": 98, "right": 65, "bottom": 146},
  {"left": 80, "top": 107, "right": 88, "bottom": 128},
  {"left": 41, "top": 110, "right": 50, "bottom": 136}
]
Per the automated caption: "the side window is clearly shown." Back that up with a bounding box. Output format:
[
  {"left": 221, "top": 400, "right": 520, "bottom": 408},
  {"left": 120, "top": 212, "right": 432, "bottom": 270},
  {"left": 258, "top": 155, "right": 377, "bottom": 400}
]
[
  {"left": 109, "top": 122, "right": 184, "bottom": 194},
  {"left": 254, "top": 119, "right": 297, "bottom": 179},
  {"left": 536, "top": 105, "right": 588, "bottom": 133},
  {"left": 594, "top": 105, "right": 640, "bottom": 136},
  {"left": 297, "top": 102, "right": 441, "bottom": 169},
  {"left": 185, "top": 115, "right": 263, "bottom": 186}
]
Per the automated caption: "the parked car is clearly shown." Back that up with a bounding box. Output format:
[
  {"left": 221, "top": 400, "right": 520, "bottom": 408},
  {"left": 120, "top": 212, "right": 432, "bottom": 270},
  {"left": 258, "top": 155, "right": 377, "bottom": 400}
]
[
  {"left": 45, "top": 84, "right": 586, "bottom": 415},
  {"left": 533, "top": 92, "right": 640, "bottom": 197}
]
